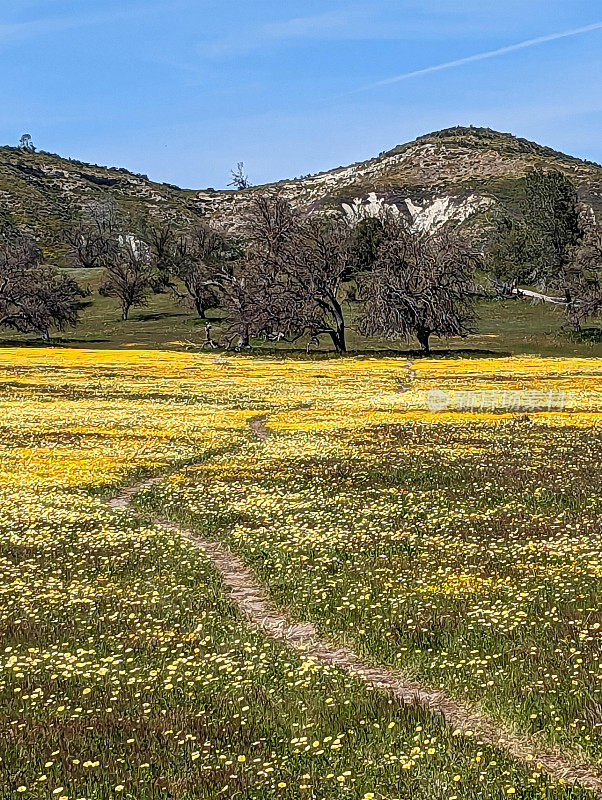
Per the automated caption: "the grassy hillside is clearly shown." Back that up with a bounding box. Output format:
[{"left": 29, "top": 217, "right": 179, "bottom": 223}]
[
  {"left": 0, "top": 146, "right": 209, "bottom": 265},
  {"left": 3, "top": 127, "right": 602, "bottom": 265},
  {"left": 208, "top": 126, "right": 602, "bottom": 227}
]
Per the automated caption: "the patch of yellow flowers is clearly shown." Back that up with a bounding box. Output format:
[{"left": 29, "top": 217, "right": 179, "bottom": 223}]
[{"left": 0, "top": 347, "right": 599, "bottom": 798}]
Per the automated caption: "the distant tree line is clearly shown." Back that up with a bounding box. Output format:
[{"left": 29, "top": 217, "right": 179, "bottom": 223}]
[
  {"left": 1, "top": 167, "right": 601, "bottom": 351},
  {"left": 487, "top": 168, "right": 602, "bottom": 329},
  {"left": 58, "top": 195, "right": 480, "bottom": 353}
]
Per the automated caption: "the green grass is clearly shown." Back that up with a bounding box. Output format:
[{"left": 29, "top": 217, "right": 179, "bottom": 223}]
[
  {"left": 7, "top": 479, "right": 546, "bottom": 800},
  {"left": 137, "top": 419, "right": 602, "bottom": 767},
  {"left": 1, "top": 268, "right": 601, "bottom": 358},
  {"left": 2, "top": 366, "right": 588, "bottom": 800}
]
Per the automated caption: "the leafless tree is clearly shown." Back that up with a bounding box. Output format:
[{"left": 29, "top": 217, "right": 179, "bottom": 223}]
[
  {"left": 172, "top": 225, "right": 226, "bottom": 318},
  {"left": 228, "top": 162, "right": 251, "bottom": 190},
  {"left": 219, "top": 195, "right": 299, "bottom": 348},
  {"left": 143, "top": 220, "right": 230, "bottom": 318},
  {"left": 358, "top": 216, "right": 480, "bottom": 354},
  {"left": 219, "top": 269, "right": 271, "bottom": 349},
  {"left": 99, "top": 234, "right": 152, "bottom": 321},
  {"left": 0, "top": 230, "right": 85, "bottom": 339},
  {"left": 289, "top": 214, "right": 354, "bottom": 352},
  {"left": 224, "top": 195, "right": 354, "bottom": 353},
  {"left": 145, "top": 221, "right": 175, "bottom": 270},
  {"left": 65, "top": 203, "right": 118, "bottom": 269}
]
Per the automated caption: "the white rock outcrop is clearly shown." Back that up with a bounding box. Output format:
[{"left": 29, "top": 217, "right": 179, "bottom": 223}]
[
  {"left": 405, "top": 194, "right": 493, "bottom": 232},
  {"left": 342, "top": 191, "right": 493, "bottom": 232},
  {"left": 342, "top": 192, "right": 402, "bottom": 223}
]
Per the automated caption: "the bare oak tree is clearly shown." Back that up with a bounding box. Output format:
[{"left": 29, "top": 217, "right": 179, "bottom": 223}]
[
  {"left": 144, "top": 221, "right": 176, "bottom": 290},
  {"left": 224, "top": 195, "right": 354, "bottom": 353},
  {"left": 99, "top": 234, "right": 152, "bottom": 321},
  {"left": 143, "top": 220, "right": 231, "bottom": 318},
  {"left": 358, "top": 217, "right": 480, "bottom": 354},
  {"left": 219, "top": 268, "right": 273, "bottom": 349},
  {"left": 65, "top": 203, "right": 118, "bottom": 269},
  {"left": 0, "top": 230, "right": 85, "bottom": 339},
  {"left": 171, "top": 225, "right": 226, "bottom": 318},
  {"left": 219, "top": 195, "right": 301, "bottom": 348}
]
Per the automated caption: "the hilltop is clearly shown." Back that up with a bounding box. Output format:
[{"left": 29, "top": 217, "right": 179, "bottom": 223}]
[
  {"left": 206, "top": 126, "right": 602, "bottom": 232},
  {"left": 2, "top": 126, "right": 602, "bottom": 263},
  {"left": 0, "top": 147, "right": 206, "bottom": 264}
]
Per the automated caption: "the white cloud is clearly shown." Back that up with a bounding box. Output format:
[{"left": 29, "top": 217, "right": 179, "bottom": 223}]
[
  {"left": 0, "top": 3, "right": 181, "bottom": 44},
  {"left": 354, "top": 21, "right": 602, "bottom": 92},
  {"left": 200, "top": 8, "right": 369, "bottom": 58},
  {"left": 198, "top": 4, "right": 513, "bottom": 59}
]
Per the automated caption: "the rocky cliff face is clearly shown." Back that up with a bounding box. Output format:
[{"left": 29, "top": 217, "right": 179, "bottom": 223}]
[
  {"left": 2, "top": 126, "right": 601, "bottom": 262},
  {"left": 198, "top": 126, "right": 602, "bottom": 234},
  {"left": 339, "top": 192, "right": 494, "bottom": 232}
]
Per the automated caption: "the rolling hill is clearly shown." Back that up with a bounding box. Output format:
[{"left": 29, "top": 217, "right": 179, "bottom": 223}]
[{"left": 2, "top": 126, "right": 602, "bottom": 264}]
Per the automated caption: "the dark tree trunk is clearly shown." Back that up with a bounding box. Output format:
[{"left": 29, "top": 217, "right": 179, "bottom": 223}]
[
  {"left": 564, "top": 288, "right": 582, "bottom": 331},
  {"left": 417, "top": 328, "right": 431, "bottom": 354},
  {"left": 194, "top": 298, "right": 206, "bottom": 318},
  {"left": 122, "top": 306, "right": 129, "bottom": 321},
  {"left": 330, "top": 298, "right": 347, "bottom": 354},
  {"left": 328, "top": 329, "right": 347, "bottom": 354}
]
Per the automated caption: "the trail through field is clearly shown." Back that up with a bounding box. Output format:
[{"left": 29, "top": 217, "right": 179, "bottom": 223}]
[{"left": 107, "top": 415, "right": 602, "bottom": 796}]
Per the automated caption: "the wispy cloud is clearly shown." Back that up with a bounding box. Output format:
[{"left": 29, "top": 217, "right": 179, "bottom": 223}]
[
  {"left": 0, "top": 3, "right": 182, "bottom": 44},
  {"left": 353, "top": 21, "right": 602, "bottom": 92},
  {"left": 198, "top": 2, "right": 566, "bottom": 60},
  {"left": 199, "top": 6, "right": 492, "bottom": 59},
  {"left": 200, "top": 8, "right": 369, "bottom": 58}
]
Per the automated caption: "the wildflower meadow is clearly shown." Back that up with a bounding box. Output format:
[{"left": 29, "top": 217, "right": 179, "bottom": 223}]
[{"left": 1, "top": 348, "right": 601, "bottom": 799}]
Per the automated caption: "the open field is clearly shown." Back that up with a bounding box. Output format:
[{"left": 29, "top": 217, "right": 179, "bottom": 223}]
[
  {"left": 1, "top": 269, "right": 602, "bottom": 358},
  {"left": 1, "top": 348, "right": 602, "bottom": 798}
]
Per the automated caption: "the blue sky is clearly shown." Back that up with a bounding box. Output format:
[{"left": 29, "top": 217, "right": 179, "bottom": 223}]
[{"left": 2, "top": 1, "right": 602, "bottom": 188}]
